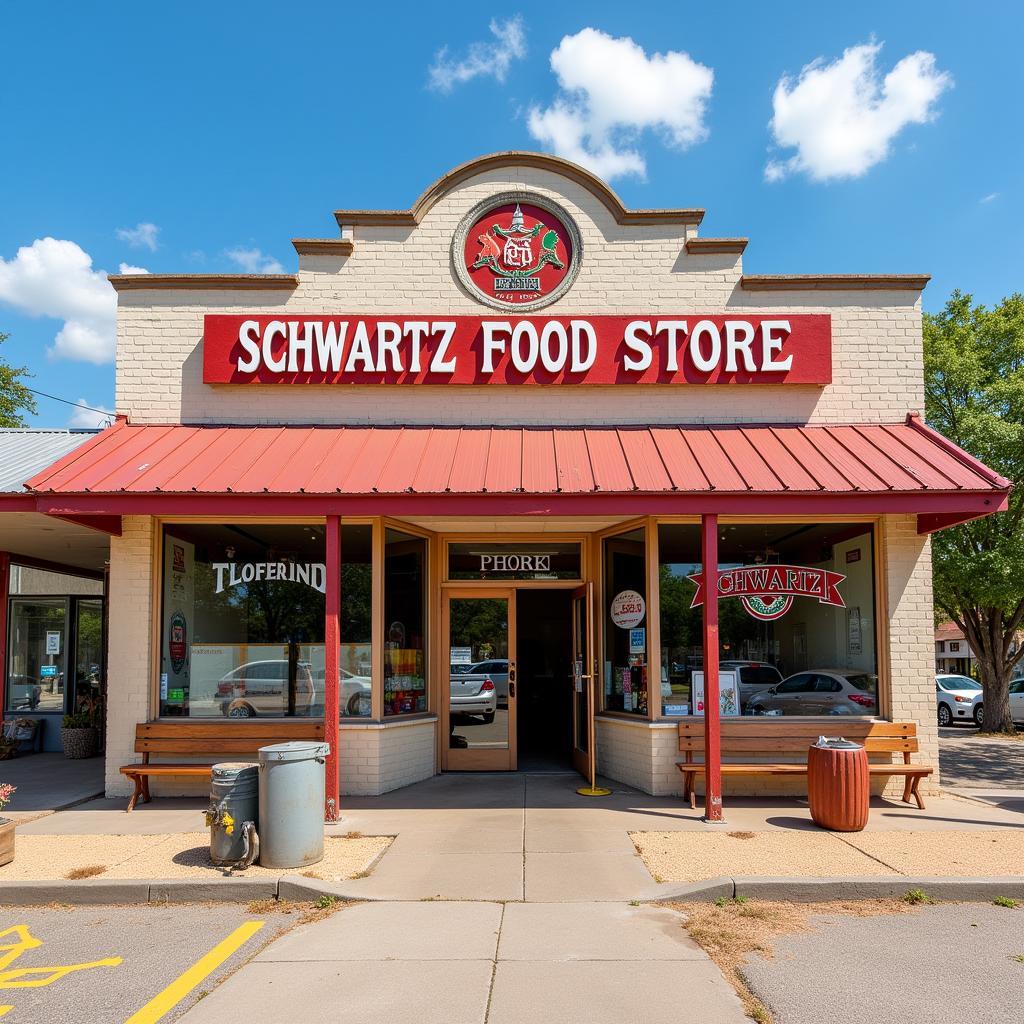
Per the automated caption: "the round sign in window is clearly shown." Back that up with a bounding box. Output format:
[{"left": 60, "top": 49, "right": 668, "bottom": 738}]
[
  {"left": 610, "top": 590, "right": 646, "bottom": 629},
  {"left": 453, "top": 193, "right": 582, "bottom": 311}
]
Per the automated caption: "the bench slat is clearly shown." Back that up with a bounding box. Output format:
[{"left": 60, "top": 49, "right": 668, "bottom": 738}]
[
  {"left": 679, "top": 738, "right": 919, "bottom": 754},
  {"left": 676, "top": 721, "right": 912, "bottom": 738},
  {"left": 137, "top": 721, "right": 324, "bottom": 739}
]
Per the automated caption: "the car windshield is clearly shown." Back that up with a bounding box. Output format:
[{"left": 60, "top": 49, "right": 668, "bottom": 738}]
[
  {"left": 940, "top": 676, "right": 981, "bottom": 691},
  {"left": 451, "top": 665, "right": 473, "bottom": 674},
  {"left": 845, "top": 674, "right": 877, "bottom": 692}
]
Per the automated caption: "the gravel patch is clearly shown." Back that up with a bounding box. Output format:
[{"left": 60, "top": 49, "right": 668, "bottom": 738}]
[
  {"left": 631, "top": 829, "right": 1024, "bottom": 882},
  {"left": 0, "top": 833, "right": 392, "bottom": 882}
]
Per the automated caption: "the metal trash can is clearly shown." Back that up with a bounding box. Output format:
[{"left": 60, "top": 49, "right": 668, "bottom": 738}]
[
  {"left": 207, "top": 762, "right": 259, "bottom": 867},
  {"left": 807, "top": 736, "right": 869, "bottom": 832},
  {"left": 257, "top": 741, "right": 330, "bottom": 869}
]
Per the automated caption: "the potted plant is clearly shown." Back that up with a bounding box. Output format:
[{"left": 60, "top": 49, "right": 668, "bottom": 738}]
[
  {"left": 0, "top": 784, "right": 17, "bottom": 866},
  {"left": 61, "top": 696, "right": 101, "bottom": 759}
]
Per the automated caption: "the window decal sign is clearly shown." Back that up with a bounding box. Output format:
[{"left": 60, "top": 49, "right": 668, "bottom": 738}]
[
  {"left": 688, "top": 565, "right": 846, "bottom": 622},
  {"left": 211, "top": 562, "right": 327, "bottom": 594},
  {"left": 610, "top": 590, "right": 646, "bottom": 629},
  {"left": 202, "top": 314, "right": 832, "bottom": 386}
]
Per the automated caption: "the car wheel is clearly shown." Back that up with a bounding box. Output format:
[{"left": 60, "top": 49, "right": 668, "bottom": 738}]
[
  {"left": 937, "top": 703, "right": 952, "bottom": 727},
  {"left": 973, "top": 703, "right": 984, "bottom": 728},
  {"left": 228, "top": 704, "right": 254, "bottom": 719},
  {"left": 347, "top": 692, "right": 370, "bottom": 717},
  {"left": 481, "top": 711, "right": 495, "bottom": 724}
]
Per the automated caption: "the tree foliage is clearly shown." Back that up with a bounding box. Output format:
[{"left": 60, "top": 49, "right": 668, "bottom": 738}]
[
  {"left": 0, "top": 333, "right": 37, "bottom": 427},
  {"left": 924, "top": 291, "right": 1024, "bottom": 732}
]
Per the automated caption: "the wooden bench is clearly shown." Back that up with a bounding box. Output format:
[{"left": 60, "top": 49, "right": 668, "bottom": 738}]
[
  {"left": 677, "top": 720, "right": 933, "bottom": 810},
  {"left": 120, "top": 721, "right": 325, "bottom": 811}
]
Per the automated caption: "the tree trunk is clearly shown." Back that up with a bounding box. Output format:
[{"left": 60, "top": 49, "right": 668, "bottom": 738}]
[{"left": 963, "top": 608, "right": 1015, "bottom": 734}]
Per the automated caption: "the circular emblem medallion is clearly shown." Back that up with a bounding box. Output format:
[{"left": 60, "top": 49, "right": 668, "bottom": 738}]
[
  {"left": 610, "top": 590, "right": 646, "bottom": 629},
  {"left": 740, "top": 595, "right": 794, "bottom": 621},
  {"left": 453, "top": 193, "right": 582, "bottom": 311}
]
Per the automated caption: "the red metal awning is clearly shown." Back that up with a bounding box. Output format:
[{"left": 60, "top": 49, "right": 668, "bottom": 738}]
[{"left": 22, "top": 414, "right": 1010, "bottom": 533}]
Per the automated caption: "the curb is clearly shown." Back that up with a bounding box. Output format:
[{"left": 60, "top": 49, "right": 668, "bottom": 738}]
[{"left": 653, "top": 876, "right": 1024, "bottom": 903}]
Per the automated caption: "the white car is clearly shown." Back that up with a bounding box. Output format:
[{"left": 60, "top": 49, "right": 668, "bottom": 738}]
[
  {"left": 935, "top": 673, "right": 983, "bottom": 727},
  {"left": 449, "top": 673, "right": 497, "bottom": 723},
  {"left": 1011, "top": 679, "right": 1024, "bottom": 726},
  {"left": 719, "top": 660, "right": 784, "bottom": 709}
]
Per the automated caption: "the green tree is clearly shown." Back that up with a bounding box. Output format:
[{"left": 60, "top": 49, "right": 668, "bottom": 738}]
[
  {"left": 0, "top": 333, "right": 37, "bottom": 426},
  {"left": 924, "top": 291, "right": 1024, "bottom": 733}
]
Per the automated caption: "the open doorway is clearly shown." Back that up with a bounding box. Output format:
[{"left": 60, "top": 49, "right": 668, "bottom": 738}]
[{"left": 515, "top": 589, "right": 574, "bottom": 772}]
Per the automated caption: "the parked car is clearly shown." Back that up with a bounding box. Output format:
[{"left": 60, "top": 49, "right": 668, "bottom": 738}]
[
  {"left": 449, "top": 671, "right": 497, "bottom": 723},
  {"left": 1010, "top": 679, "right": 1024, "bottom": 726},
  {"left": 719, "top": 661, "right": 784, "bottom": 709},
  {"left": 451, "top": 659, "right": 510, "bottom": 701},
  {"left": 747, "top": 669, "right": 878, "bottom": 716},
  {"left": 311, "top": 667, "right": 372, "bottom": 716},
  {"left": 218, "top": 660, "right": 316, "bottom": 718},
  {"left": 935, "top": 673, "right": 984, "bottom": 727}
]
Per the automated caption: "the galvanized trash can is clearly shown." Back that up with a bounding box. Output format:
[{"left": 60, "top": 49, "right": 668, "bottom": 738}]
[
  {"left": 257, "top": 741, "right": 330, "bottom": 869},
  {"left": 206, "top": 762, "right": 259, "bottom": 867},
  {"left": 807, "top": 736, "right": 870, "bottom": 832}
]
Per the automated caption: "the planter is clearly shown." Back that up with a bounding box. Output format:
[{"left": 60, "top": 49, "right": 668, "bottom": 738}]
[
  {"left": 61, "top": 726, "right": 99, "bottom": 760},
  {"left": 0, "top": 817, "right": 14, "bottom": 867}
]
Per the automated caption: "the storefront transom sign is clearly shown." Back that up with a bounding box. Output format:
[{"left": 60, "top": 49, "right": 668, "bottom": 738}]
[
  {"left": 203, "top": 314, "right": 831, "bottom": 386},
  {"left": 688, "top": 565, "right": 846, "bottom": 622}
]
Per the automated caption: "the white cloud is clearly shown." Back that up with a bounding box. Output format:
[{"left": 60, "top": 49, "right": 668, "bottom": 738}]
[
  {"left": 67, "top": 399, "right": 113, "bottom": 429},
  {"left": 118, "top": 262, "right": 149, "bottom": 275},
  {"left": 224, "top": 247, "right": 285, "bottom": 274},
  {"left": 0, "top": 238, "right": 116, "bottom": 364},
  {"left": 428, "top": 16, "right": 526, "bottom": 92},
  {"left": 765, "top": 42, "right": 952, "bottom": 182},
  {"left": 980, "top": 192, "right": 1000, "bottom": 204},
  {"left": 115, "top": 222, "right": 159, "bottom": 251},
  {"left": 527, "top": 28, "right": 713, "bottom": 181}
]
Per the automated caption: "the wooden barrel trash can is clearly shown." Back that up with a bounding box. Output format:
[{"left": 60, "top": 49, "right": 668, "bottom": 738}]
[{"left": 807, "top": 737, "right": 869, "bottom": 832}]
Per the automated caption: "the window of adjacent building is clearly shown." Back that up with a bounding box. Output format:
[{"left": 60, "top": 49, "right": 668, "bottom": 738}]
[
  {"left": 384, "top": 528, "right": 427, "bottom": 716},
  {"left": 658, "top": 522, "right": 878, "bottom": 718},
  {"left": 6, "top": 598, "right": 68, "bottom": 713},
  {"left": 603, "top": 528, "right": 648, "bottom": 715},
  {"left": 159, "top": 524, "right": 326, "bottom": 719}
]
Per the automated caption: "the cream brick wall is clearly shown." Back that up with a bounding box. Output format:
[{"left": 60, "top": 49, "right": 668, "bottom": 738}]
[
  {"left": 114, "top": 163, "right": 924, "bottom": 427},
  {"left": 105, "top": 515, "right": 155, "bottom": 796},
  {"left": 600, "top": 512, "right": 939, "bottom": 799},
  {"left": 339, "top": 718, "right": 437, "bottom": 796}
]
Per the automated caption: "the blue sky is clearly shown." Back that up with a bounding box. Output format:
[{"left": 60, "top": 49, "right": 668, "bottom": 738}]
[{"left": 0, "top": 1, "right": 1021, "bottom": 426}]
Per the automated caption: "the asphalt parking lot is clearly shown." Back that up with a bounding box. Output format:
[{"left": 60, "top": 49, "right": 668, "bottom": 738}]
[
  {"left": 742, "top": 902, "right": 1024, "bottom": 1024},
  {"left": 0, "top": 903, "right": 295, "bottom": 1024}
]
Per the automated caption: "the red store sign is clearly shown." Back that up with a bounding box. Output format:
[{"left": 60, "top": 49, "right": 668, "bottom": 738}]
[
  {"left": 202, "top": 314, "right": 832, "bottom": 386},
  {"left": 688, "top": 565, "right": 847, "bottom": 621}
]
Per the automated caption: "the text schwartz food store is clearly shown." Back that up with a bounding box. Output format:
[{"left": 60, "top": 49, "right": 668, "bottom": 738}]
[{"left": 23, "top": 152, "right": 1009, "bottom": 816}]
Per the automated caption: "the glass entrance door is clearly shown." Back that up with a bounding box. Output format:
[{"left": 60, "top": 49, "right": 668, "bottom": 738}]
[
  {"left": 571, "top": 582, "right": 595, "bottom": 783},
  {"left": 445, "top": 590, "right": 516, "bottom": 771},
  {"left": 6, "top": 599, "right": 68, "bottom": 714}
]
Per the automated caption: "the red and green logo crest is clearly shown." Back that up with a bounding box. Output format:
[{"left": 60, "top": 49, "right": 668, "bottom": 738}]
[{"left": 455, "top": 195, "right": 581, "bottom": 310}]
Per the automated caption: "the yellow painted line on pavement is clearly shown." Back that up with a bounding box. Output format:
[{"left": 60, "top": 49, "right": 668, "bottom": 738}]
[{"left": 124, "top": 920, "right": 265, "bottom": 1024}]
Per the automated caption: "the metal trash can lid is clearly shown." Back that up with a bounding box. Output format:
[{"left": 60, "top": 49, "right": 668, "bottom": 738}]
[
  {"left": 814, "top": 736, "right": 862, "bottom": 749},
  {"left": 211, "top": 761, "right": 258, "bottom": 777},
  {"left": 258, "top": 741, "right": 330, "bottom": 763}
]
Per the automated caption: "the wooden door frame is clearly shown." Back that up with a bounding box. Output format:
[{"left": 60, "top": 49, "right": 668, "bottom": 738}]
[
  {"left": 442, "top": 587, "right": 517, "bottom": 771},
  {"left": 570, "top": 581, "right": 595, "bottom": 782}
]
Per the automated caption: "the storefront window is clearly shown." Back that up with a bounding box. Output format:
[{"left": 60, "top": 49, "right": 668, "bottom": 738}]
[
  {"left": 603, "top": 528, "right": 648, "bottom": 715},
  {"left": 340, "top": 525, "right": 372, "bottom": 717},
  {"left": 448, "top": 542, "right": 581, "bottom": 580},
  {"left": 6, "top": 598, "right": 68, "bottom": 712},
  {"left": 159, "top": 524, "right": 325, "bottom": 718},
  {"left": 384, "top": 529, "right": 427, "bottom": 716},
  {"left": 658, "top": 522, "right": 878, "bottom": 718}
]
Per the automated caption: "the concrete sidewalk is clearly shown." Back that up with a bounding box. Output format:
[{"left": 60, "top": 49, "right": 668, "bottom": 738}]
[{"left": 176, "top": 899, "right": 749, "bottom": 1024}]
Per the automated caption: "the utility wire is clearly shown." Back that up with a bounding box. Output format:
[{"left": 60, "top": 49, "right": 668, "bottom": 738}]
[{"left": 22, "top": 387, "right": 113, "bottom": 419}]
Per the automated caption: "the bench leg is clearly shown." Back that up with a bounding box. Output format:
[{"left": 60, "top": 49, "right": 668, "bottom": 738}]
[
  {"left": 685, "top": 772, "right": 696, "bottom": 810},
  {"left": 126, "top": 774, "right": 144, "bottom": 813},
  {"left": 902, "top": 773, "right": 914, "bottom": 805},
  {"left": 912, "top": 776, "right": 925, "bottom": 810},
  {"left": 141, "top": 774, "right": 152, "bottom": 805}
]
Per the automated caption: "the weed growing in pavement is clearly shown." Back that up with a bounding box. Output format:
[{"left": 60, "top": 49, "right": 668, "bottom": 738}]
[
  {"left": 629, "top": 900, "right": 641, "bottom": 907},
  {"left": 65, "top": 865, "right": 106, "bottom": 880},
  {"left": 315, "top": 895, "right": 338, "bottom": 910},
  {"left": 349, "top": 869, "right": 372, "bottom": 879},
  {"left": 673, "top": 898, "right": 919, "bottom": 1024},
  {"left": 993, "top": 896, "right": 1018, "bottom": 908},
  {"left": 902, "top": 889, "right": 933, "bottom": 905}
]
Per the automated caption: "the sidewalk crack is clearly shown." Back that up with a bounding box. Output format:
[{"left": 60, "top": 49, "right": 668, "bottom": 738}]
[
  {"left": 829, "top": 832, "right": 906, "bottom": 875},
  {"left": 483, "top": 902, "right": 505, "bottom": 1023}
]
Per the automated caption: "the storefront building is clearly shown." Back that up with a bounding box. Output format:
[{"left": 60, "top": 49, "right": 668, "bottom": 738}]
[{"left": 11, "top": 153, "right": 1011, "bottom": 811}]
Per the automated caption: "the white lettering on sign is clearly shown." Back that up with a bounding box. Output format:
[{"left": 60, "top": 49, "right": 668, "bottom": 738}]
[
  {"left": 479, "top": 554, "right": 552, "bottom": 573},
  {"left": 211, "top": 562, "right": 327, "bottom": 594},
  {"left": 211, "top": 316, "right": 823, "bottom": 384}
]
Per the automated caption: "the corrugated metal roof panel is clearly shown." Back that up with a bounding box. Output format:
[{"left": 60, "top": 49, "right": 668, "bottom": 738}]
[
  {"left": 0, "top": 429, "right": 101, "bottom": 492},
  {"left": 24, "top": 420, "right": 1008, "bottom": 502}
]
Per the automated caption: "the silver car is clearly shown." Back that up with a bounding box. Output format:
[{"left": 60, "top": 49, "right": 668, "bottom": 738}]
[
  {"left": 451, "top": 659, "right": 510, "bottom": 702},
  {"left": 449, "top": 671, "right": 497, "bottom": 722},
  {"left": 747, "top": 669, "right": 879, "bottom": 716},
  {"left": 935, "top": 673, "right": 983, "bottom": 727}
]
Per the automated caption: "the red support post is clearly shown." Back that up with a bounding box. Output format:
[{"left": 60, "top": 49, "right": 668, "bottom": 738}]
[
  {"left": 701, "top": 515, "right": 723, "bottom": 822},
  {"left": 0, "top": 554, "right": 9, "bottom": 710},
  {"left": 324, "top": 517, "right": 341, "bottom": 822}
]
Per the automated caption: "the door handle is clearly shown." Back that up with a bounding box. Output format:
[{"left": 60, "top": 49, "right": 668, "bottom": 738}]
[{"left": 509, "top": 681, "right": 516, "bottom": 698}]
